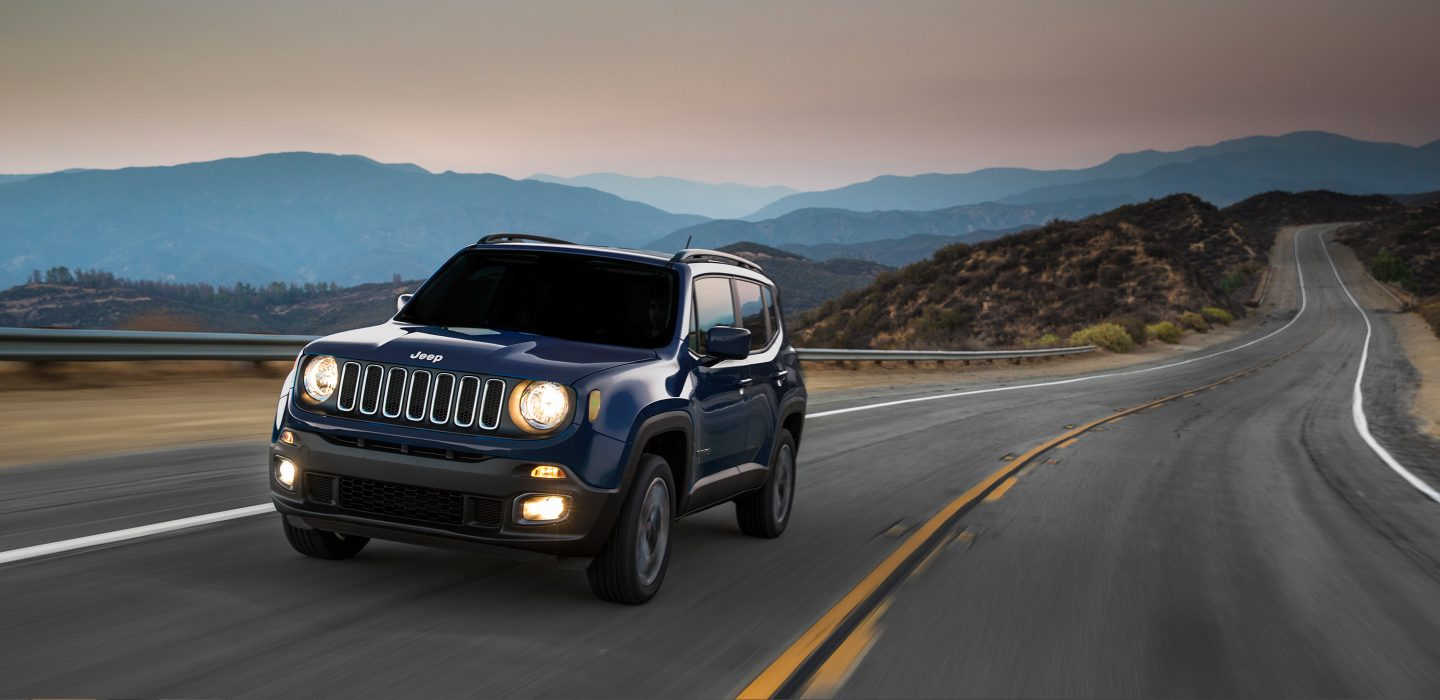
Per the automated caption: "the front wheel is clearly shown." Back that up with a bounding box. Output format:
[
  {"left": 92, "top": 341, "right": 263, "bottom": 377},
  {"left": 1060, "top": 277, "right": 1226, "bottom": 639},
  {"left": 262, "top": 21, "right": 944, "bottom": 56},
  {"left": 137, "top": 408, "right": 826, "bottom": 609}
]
[
  {"left": 735, "top": 430, "right": 796, "bottom": 538},
  {"left": 587, "top": 454, "right": 675, "bottom": 604}
]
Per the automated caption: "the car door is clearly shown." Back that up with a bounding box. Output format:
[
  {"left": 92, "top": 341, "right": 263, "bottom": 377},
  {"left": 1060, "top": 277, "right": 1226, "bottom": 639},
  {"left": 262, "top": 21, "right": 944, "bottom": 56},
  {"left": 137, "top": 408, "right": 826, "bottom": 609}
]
[
  {"left": 734, "top": 278, "right": 779, "bottom": 464},
  {"left": 689, "top": 276, "right": 752, "bottom": 483}
]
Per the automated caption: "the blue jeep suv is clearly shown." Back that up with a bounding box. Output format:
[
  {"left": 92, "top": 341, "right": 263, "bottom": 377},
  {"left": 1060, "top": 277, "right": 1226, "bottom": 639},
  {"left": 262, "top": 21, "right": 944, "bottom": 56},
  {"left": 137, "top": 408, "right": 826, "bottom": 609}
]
[{"left": 270, "top": 234, "right": 806, "bottom": 603}]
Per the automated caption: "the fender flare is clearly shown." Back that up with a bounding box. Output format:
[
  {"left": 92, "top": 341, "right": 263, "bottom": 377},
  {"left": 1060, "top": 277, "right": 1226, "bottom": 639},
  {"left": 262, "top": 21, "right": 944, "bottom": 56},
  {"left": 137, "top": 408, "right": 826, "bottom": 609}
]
[{"left": 617, "top": 410, "right": 693, "bottom": 499}]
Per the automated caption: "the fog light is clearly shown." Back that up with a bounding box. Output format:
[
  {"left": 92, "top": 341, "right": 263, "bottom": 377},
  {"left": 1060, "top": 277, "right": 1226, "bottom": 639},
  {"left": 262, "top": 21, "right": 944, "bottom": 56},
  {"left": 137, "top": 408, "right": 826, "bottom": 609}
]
[
  {"left": 519, "top": 495, "right": 568, "bottom": 523},
  {"left": 276, "top": 457, "right": 298, "bottom": 490},
  {"left": 530, "top": 465, "right": 564, "bottom": 479},
  {"left": 279, "top": 429, "right": 298, "bottom": 446}
]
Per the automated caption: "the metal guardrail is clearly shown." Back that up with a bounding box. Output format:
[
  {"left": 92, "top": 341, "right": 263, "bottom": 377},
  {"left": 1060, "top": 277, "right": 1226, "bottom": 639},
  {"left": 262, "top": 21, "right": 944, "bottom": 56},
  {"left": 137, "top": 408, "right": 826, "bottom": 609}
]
[
  {"left": 0, "top": 327, "right": 1096, "bottom": 363},
  {"left": 796, "top": 346, "right": 1096, "bottom": 361},
  {"left": 0, "top": 327, "right": 316, "bottom": 361}
]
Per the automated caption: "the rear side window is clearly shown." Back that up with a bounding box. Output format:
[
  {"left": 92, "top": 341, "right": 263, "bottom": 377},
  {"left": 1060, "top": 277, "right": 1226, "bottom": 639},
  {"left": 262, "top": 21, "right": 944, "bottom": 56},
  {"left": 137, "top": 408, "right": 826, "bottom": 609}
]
[
  {"left": 735, "top": 280, "right": 768, "bottom": 350},
  {"left": 690, "top": 276, "right": 737, "bottom": 354},
  {"left": 762, "top": 285, "right": 781, "bottom": 339}
]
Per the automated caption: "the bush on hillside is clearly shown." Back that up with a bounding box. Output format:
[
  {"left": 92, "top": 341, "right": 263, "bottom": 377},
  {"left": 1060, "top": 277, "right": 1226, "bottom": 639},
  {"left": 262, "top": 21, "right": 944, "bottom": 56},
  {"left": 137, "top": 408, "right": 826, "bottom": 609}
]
[
  {"left": 1420, "top": 300, "right": 1440, "bottom": 339},
  {"left": 1069, "top": 323, "right": 1135, "bottom": 353},
  {"left": 1110, "top": 316, "right": 1149, "bottom": 347},
  {"left": 1178, "top": 311, "right": 1209, "bottom": 332},
  {"left": 1370, "top": 248, "right": 1414, "bottom": 290},
  {"left": 1201, "top": 306, "right": 1234, "bottom": 325},
  {"left": 1146, "top": 321, "right": 1183, "bottom": 343},
  {"left": 1027, "top": 333, "right": 1062, "bottom": 348}
]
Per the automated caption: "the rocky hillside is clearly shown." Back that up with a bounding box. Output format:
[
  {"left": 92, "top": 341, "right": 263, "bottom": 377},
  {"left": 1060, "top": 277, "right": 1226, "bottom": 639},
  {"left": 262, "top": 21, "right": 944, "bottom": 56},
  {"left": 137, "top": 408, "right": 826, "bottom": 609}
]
[
  {"left": 795, "top": 191, "right": 1401, "bottom": 349},
  {"left": 718, "top": 243, "right": 889, "bottom": 312},
  {"left": 1337, "top": 203, "right": 1440, "bottom": 336}
]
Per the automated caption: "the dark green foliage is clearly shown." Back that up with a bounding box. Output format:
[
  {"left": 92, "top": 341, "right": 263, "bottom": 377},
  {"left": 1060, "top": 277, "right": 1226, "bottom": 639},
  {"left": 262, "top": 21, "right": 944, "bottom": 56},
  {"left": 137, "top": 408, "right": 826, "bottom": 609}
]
[
  {"left": 1369, "top": 249, "right": 1414, "bottom": 289},
  {"left": 1110, "top": 316, "right": 1149, "bottom": 347},
  {"left": 1338, "top": 204, "right": 1439, "bottom": 297}
]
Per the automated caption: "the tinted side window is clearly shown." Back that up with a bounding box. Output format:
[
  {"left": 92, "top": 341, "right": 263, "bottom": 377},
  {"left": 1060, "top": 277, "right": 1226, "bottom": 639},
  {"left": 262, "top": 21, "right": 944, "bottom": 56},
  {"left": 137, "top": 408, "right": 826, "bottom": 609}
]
[
  {"left": 690, "top": 276, "right": 736, "bottom": 354},
  {"left": 735, "top": 280, "right": 768, "bottom": 350},
  {"left": 762, "top": 284, "right": 781, "bottom": 339}
]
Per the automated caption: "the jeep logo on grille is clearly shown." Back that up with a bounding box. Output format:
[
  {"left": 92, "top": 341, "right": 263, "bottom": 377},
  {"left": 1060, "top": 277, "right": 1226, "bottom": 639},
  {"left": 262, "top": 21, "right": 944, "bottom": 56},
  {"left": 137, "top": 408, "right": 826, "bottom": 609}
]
[{"left": 410, "top": 351, "right": 444, "bottom": 363}]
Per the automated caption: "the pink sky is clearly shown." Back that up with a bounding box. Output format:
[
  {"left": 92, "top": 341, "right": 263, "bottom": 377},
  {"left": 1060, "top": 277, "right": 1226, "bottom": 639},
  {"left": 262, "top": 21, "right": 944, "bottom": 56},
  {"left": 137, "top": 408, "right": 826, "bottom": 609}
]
[{"left": 3, "top": 0, "right": 1438, "bottom": 189}]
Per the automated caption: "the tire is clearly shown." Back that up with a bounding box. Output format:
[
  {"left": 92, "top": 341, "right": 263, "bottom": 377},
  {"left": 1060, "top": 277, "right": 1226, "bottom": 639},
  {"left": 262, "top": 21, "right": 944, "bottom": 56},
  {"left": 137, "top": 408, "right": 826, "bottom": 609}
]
[
  {"left": 735, "top": 430, "right": 796, "bottom": 538},
  {"left": 282, "top": 517, "right": 369, "bottom": 560},
  {"left": 587, "top": 454, "right": 675, "bottom": 604}
]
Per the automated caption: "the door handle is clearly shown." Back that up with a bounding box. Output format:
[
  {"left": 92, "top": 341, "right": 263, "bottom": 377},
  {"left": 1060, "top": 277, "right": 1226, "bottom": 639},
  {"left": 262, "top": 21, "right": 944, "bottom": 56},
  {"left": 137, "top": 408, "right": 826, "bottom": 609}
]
[{"left": 736, "top": 377, "right": 754, "bottom": 386}]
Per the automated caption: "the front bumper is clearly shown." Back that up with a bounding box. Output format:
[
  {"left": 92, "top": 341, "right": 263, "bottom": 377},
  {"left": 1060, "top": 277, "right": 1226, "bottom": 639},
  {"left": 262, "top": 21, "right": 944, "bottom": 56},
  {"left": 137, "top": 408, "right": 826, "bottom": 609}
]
[{"left": 270, "top": 427, "right": 625, "bottom": 557}]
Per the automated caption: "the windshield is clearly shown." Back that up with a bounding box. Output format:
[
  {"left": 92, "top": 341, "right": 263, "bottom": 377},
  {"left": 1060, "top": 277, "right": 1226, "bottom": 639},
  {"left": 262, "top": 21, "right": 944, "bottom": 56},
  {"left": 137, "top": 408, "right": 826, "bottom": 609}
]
[{"left": 396, "top": 250, "right": 678, "bottom": 349}]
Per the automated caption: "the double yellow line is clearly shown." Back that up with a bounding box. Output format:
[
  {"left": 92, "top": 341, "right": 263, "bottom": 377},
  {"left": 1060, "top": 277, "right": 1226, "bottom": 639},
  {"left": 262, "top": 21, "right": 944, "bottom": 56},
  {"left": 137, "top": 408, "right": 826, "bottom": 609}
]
[{"left": 737, "top": 351, "right": 1299, "bottom": 699}]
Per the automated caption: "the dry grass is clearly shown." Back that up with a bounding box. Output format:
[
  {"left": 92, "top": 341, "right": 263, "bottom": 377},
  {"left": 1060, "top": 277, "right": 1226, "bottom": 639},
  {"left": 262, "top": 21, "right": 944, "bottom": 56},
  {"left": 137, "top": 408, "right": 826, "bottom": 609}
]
[{"left": 0, "top": 361, "right": 291, "bottom": 468}]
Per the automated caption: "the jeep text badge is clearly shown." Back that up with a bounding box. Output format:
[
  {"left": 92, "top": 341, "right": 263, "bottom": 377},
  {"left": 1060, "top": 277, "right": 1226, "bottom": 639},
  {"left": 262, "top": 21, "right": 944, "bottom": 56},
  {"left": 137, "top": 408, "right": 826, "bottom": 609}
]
[{"left": 410, "top": 351, "right": 444, "bottom": 363}]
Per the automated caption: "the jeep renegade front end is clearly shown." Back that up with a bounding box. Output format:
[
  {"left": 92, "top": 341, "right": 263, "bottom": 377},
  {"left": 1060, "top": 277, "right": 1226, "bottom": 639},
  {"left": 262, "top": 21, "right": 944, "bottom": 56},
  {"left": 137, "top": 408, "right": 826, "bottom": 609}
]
[{"left": 270, "top": 234, "right": 806, "bottom": 603}]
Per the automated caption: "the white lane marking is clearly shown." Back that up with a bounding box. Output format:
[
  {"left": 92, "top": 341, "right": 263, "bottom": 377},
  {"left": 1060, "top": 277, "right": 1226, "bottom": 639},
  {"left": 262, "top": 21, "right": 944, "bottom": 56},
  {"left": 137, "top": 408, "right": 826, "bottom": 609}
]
[
  {"left": 0, "top": 504, "right": 275, "bottom": 565},
  {"left": 808, "top": 226, "right": 1313, "bottom": 419},
  {"left": 1319, "top": 237, "right": 1440, "bottom": 503},
  {"left": 0, "top": 226, "right": 1326, "bottom": 566}
]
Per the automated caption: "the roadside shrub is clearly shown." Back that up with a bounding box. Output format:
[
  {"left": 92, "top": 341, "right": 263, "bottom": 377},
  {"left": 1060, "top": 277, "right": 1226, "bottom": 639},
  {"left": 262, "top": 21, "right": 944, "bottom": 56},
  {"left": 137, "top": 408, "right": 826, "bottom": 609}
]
[
  {"left": 1110, "top": 315, "right": 1149, "bottom": 347},
  {"left": 1146, "top": 321, "right": 1182, "bottom": 343},
  {"left": 1178, "top": 311, "right": 1209, "bottom": 332},
  {"left": 1420, "top": 300, "right": 1440, "bottom": 339},
  {"left": 1028, "top": 332, "right": 1062, "bottom": 348},
  {"left": 1370, "top": 248, "right": 1413, "bottom": 289},
  {"left": 1200, "top": 306, "right": 1234, "bottom": 325},
  {"left": 1068, "top": 322, "right": 1136, "bottom": 353}
]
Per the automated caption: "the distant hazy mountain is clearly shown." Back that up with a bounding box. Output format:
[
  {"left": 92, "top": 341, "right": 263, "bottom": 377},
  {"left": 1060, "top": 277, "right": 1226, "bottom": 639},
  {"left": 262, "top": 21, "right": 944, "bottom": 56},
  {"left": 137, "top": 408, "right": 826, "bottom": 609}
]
[
  {"left": 748, "top": 131, "right": 1440, "bottom": 219},
  {"left": 529, "top": 172, "right": 794, "bottom": 218},
  {"left": 778, "top": 228, "right": 1029, "bottom": 267},
  {"left": 1001, "top": 133, "right": 1440, "bottom": 207},
  {"left": 650, "top": 197, "right": 1124, "bottom": 251},
  {"left": 0, "top": 153, "right": 705, "bottom": 287},
  {"left": 0, "top": 175, "right": 35, "bottom": 185}
]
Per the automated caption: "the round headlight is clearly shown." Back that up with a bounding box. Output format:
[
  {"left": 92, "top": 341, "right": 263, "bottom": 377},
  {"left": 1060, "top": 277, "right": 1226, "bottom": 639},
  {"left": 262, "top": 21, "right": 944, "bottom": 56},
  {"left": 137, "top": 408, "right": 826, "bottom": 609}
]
[
  {"left": 517, "top": 381, "right": 571, "bottom": 431},
  {"left": 302, "top": 355, "right": 339, "bottom": 402}
]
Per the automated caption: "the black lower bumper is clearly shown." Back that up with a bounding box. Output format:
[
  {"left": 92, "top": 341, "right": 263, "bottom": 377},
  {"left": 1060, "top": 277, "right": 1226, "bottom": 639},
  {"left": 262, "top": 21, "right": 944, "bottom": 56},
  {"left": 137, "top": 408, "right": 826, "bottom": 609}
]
[{"left": 270, "top": 428, "right": 624, "bottom": 557}]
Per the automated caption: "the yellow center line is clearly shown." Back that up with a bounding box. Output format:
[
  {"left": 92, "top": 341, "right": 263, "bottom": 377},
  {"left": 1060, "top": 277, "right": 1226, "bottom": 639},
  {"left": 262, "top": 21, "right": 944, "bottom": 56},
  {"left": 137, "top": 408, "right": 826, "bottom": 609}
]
[
  {"left": 800, "top": 599, "right": 892, "bottom": 699},
  {"left": 736, "top": 353, "right": 1295, "bottom": 700},
  {"left": 983, "top": 476, "right": 1019, "bottom": 502}
]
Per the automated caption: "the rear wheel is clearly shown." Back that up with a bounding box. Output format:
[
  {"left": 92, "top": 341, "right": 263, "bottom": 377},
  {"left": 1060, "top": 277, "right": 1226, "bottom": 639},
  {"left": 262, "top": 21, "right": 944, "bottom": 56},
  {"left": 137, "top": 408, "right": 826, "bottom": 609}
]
[
  {"left": 587, "top": 454, "right": 674, "bottom": 604},
  {"left": 735, "top": 430, "right": 796, "bottom": 538},
  {"left": 282, "top": 518, "right": 369, "bottom": 560}
]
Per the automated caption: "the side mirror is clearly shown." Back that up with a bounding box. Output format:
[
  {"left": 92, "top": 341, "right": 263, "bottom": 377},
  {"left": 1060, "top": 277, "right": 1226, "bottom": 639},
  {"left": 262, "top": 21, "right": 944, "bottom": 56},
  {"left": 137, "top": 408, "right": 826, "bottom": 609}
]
[
  {"left": 702, "top": 326, "right": 750, "bottom": 365},
  {"left": 395, "top": 293, "right": 413, "bottom": 313}
]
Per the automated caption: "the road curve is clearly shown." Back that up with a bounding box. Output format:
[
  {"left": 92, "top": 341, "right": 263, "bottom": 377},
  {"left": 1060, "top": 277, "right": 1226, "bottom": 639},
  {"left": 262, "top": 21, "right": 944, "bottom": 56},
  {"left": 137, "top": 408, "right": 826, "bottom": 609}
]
[{"left": 2, "top": 224, "right": 1438, "bottom": 698}]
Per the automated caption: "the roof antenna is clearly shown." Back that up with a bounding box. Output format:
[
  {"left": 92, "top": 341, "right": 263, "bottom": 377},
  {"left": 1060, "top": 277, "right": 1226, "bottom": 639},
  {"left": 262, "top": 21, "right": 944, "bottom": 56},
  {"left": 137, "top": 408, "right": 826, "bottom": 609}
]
[{"left": 684, "top": 234, "right": 693, "bottom": 249}]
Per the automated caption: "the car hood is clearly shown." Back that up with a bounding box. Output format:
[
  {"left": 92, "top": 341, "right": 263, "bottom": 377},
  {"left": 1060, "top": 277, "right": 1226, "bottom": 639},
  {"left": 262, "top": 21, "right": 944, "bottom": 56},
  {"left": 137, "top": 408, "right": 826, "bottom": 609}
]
[{"left": 303, "top": 323, "right": 658, "bottom": 384}]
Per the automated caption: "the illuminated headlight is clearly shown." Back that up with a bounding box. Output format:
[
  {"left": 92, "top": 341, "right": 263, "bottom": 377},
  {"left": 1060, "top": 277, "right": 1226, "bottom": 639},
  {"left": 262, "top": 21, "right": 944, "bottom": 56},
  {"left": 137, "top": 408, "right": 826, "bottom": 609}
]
[
  {"left": 515, "top": 381, "right": 572, "bottom": 431},
  {"left": 302, "top": 355, "right": 339, "bottom": 402},
  {"left": 275, "top": 457, "right": 298, "bottom": 490},
  {"left": 518, "top": 494, "right": 569, "bottom": 523}
]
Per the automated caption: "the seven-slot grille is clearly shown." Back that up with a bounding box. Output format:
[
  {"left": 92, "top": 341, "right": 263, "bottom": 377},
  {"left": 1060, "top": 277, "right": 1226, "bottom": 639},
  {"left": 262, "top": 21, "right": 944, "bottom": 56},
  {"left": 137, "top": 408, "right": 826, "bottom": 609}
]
[{"left": 334, "top": 361, "right": 506, "bottom": 433}]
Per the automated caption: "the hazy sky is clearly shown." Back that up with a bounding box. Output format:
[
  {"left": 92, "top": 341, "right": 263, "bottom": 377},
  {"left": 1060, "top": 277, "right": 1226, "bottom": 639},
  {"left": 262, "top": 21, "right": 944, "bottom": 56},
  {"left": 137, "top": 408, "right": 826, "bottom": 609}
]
[{"left": 3, "top": 0, "right": 1438, "bottom": 188}]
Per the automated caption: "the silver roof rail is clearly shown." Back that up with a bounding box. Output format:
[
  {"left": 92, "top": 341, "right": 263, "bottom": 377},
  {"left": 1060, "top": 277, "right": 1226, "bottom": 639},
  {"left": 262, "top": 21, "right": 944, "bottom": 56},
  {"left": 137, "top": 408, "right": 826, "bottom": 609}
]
[
  {"left": 477, "top": 233, "right": 574, "bottom": 245},
  {"left": 668, "top": 249, "right": 764, "bottom": 273}
]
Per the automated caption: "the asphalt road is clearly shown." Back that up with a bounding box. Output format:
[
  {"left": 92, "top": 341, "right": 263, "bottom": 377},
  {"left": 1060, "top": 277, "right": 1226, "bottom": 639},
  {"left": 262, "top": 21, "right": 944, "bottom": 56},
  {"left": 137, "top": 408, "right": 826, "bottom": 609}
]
[{"left": 2, "top": 224, "right": 1438, "bottom": 698}]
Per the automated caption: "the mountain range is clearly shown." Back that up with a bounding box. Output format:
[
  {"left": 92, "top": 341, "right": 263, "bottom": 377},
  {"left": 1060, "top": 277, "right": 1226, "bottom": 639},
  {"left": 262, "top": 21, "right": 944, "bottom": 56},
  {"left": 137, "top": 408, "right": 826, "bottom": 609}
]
[
  {"left": 649, "top": 197, "right": 1123, "bottom": 251},
  {"left": 528, "top": 172, "right": 795, "bottom": 219},
  {"left": 748, "top": 132, "right": 1440, "bottom": 219},
  {"left": 0, "top": 153, "right": 704, "bottom": 287},
  {"left": 5, "top": 130, "right": 1438, "bottom": 289}
]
